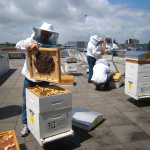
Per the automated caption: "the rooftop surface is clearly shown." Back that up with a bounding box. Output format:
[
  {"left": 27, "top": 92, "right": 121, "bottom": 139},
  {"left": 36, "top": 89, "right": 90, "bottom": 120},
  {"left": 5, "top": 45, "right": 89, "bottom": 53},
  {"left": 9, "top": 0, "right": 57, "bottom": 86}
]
[{"left": 0, "top": 59, "right": 150, "bottom": 150}]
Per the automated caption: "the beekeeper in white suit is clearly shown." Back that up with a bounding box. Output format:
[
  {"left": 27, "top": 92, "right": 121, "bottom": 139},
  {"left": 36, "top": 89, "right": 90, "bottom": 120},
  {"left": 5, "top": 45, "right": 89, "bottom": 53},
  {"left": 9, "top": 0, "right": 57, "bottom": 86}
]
[
  {"left": 105, "top": 35, "right": 118, "bottom": 53},
  {"left": 15, "top": 22, "right": 59, "bottom": 137},
  {"left": 87, "top": 35, "right": 104, "bottom": 83},
  {"left": 91, "top": 59, "right": 115, "bottom": 90}
]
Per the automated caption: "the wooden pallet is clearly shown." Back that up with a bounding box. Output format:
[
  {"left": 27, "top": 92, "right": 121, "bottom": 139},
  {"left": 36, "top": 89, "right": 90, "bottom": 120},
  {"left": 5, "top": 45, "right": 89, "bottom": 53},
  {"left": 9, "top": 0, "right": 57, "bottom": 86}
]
[{"left": 28, "top": 48, "right": 61, "bottom": 83}]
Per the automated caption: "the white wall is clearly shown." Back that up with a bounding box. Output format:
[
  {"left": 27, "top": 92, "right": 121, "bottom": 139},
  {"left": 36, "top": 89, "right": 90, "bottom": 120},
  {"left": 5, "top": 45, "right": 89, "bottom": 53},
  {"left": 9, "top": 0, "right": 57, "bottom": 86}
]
[{"left": 0, "top": 53, "right": 9, "bottom": 77}]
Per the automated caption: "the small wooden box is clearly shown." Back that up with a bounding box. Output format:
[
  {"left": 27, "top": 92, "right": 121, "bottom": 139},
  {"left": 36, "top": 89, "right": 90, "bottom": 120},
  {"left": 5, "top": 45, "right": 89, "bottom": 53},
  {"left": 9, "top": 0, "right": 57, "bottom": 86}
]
[
  {"left": 28, "top": 48, "right": 61, "bottom": 83},
  {"left": 0, "top": 130, "right": 20, "bottom": 150},
  {"left": 60, "top": 75, "right": 74, "bottom": 85}
]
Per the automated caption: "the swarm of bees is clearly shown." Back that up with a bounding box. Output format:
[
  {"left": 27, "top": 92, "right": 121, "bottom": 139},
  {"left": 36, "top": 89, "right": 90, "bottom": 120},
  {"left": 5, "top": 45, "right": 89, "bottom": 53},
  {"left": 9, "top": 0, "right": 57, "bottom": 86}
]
[{"left": 34, "top": 52, "right": 55, "bottom": 74}]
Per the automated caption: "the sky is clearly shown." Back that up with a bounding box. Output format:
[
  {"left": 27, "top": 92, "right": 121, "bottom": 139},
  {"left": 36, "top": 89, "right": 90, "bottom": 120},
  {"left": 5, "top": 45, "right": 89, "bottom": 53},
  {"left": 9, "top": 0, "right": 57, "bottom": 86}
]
[{"left": 0, "top": 0, "right": 150, "bottom": 45}]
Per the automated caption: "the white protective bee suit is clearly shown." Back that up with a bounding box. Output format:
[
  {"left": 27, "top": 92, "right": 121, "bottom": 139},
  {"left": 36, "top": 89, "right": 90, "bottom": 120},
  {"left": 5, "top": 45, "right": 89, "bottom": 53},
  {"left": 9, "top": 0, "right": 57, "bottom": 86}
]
[
  {"left": 91, "top": 59, "right": 112, "bottom": 84},
  {"left": 15, "top": 23, "right": 59, "bottom": 82}
]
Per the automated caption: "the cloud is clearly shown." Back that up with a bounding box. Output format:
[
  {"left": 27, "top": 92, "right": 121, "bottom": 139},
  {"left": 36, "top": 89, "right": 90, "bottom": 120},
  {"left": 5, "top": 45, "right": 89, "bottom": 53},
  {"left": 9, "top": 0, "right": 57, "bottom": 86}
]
[{"left": 0, "top": 0, "right": 149, "bottom": 44}]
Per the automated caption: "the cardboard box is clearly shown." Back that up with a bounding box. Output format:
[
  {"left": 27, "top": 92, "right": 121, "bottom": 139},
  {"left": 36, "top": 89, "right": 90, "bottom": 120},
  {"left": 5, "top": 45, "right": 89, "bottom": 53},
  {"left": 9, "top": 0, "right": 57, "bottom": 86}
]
[
  {"left": 60, "top": 75, "right": 74, "bottom": 85},
  {"left": 26, "top": 85, "right": 72, "bottom": 113},
  {"left": 0, "top": 130, "right": 20, "bottom": 150},
  {"left": 28, "top": 48, "right": 61, "bottom": 83}
]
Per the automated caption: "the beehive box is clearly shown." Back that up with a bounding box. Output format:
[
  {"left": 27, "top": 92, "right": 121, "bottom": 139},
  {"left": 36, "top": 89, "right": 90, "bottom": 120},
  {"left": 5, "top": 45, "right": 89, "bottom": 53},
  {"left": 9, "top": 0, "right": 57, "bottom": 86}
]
[
  {"left": 26, "top": 85, "right": 72, "bottom": 113},
  {"left": 27, "top": 104, "right": 72, "bottom": 141},
  {"left": 126, "top": 61, "right": 150, "bottom": 73},
  {"left": 125, "top": 78, "right": 150, "bottom": 100},
  {"left": 60, "top": 75, "right": 74, "bottom": 85},
  {"left": 111, "top": 73, "right": 122, "bottom": 82},
  {"left": 0, "top": 130, "right": 20, "bottom": 150},
  {"left": 28, "top": 48, "right": 61, "bottom": 83}
]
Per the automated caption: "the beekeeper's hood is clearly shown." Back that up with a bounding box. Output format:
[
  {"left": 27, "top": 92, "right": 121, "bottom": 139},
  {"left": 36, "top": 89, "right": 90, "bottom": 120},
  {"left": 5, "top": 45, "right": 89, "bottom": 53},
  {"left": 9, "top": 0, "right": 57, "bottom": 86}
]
[
  {"left": 90, "top": 35, "right": 102, "bottom": 46},
  {"left": 105, "top": 35, "right": 112, "bottom": 43},
  {"left": 31, "top": 22, "right": 59, "bottom": 45},
  {"left": 96, "top": 59, "right": 110, "bottom": 66}
]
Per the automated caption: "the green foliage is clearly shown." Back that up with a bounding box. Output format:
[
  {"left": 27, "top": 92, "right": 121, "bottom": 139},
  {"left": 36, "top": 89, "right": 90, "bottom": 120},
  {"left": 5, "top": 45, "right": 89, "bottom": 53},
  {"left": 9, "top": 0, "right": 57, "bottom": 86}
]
[
  {"left": 57, "top": 44, "right": 62, "bottom": 47},
  {"left": 3, "top": 42, "right": 16, "bottom": 47},
  {"left": 113, "top": 39, "right": 117, "bottom": 44},
  {"left": 5, "top": 42, "right": 11, "bottom": 47},
  {"left": 146, "top": 41, "right": 150, "bottom": 51}
]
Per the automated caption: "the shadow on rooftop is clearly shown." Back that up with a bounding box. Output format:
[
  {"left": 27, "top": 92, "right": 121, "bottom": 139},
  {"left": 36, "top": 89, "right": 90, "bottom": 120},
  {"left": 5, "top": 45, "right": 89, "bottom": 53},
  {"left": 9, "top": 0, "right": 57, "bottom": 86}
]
[
  {"left": 19, "top": 144, "right": 27, "bottom": 150},
  {"left": 128, "top": 98, "right": 150, "bottom": 107},
  {"left": 0, "top": 69, "right": 17, "bottom": 86},
  {"left": 68, "top": 73, "right": 84, "bottom": 76},
  {"left": 0, "top": 105, "right": 22, "bottom": 120},
  {"left": 43, "top": 126, "right": 92, "bottom": 150},
  {"left": 43, "top": 119, "right": 106, "bottom": 150}
]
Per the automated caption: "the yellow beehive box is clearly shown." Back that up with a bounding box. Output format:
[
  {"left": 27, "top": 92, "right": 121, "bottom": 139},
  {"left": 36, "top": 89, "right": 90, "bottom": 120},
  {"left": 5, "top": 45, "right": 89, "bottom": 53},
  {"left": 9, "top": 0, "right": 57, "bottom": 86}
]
[
  {"left": 60, "top": 75, "right": 74, "bottom": 85},
  {"left": 28, "top": 48, "right": 61, "bottom": 83},
  {"left": 112, "top": 73, "right": 122, "bottom": 82}
]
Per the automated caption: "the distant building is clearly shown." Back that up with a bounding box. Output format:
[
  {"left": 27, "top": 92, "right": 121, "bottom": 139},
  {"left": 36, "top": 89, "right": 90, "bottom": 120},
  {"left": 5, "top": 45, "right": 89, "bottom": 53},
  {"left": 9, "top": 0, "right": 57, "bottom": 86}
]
[
  {"left": 136, "top": 44, "right": 148, "bottom": 51},
  {"left": 126, "top": 38, "right": 139, "bottom": 45},
  {"left": 63, "top": 41, "right": 88, "bottom": 49},
  {"left": 0, "top": 43, "right": 16, "bottom": 48},
  {"left": 0, "top": 47, "right": 25, "bottom": 59}
]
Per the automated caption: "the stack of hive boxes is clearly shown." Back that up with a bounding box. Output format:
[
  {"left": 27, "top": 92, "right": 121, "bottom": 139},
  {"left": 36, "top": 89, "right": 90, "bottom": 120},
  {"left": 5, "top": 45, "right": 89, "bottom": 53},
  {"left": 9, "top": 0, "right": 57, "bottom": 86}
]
[
  {"left": 125, "top": 51, "right": 150, "bottom": 100},
  {"left": 26, "top": 85, "right": 73, "bottom": 146},
  {"left": 26, "top": 48, "right": 74, "bottom": 146}
]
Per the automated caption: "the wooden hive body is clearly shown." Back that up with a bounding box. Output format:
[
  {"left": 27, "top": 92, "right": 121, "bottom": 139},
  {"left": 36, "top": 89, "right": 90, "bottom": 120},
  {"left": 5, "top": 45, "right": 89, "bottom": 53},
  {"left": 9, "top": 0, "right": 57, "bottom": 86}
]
[{"left": 28, "top": 48, "right": 61, "bottom": 83}]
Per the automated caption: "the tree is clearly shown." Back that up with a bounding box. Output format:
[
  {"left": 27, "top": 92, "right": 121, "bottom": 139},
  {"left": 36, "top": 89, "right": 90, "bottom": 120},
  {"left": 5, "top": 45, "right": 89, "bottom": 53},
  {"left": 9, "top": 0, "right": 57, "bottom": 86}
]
[
  {"left": 5, "top": 42, "right": 11, "bottom": 47},
  {"left": 113, "top": 39, "right": 117, "bottom": 44},
  {"left": 57, "top": 44, "right": 62, "bottom": 47},
  {"left": 146, "top": 41, "right": 150, "bottom": 51}
]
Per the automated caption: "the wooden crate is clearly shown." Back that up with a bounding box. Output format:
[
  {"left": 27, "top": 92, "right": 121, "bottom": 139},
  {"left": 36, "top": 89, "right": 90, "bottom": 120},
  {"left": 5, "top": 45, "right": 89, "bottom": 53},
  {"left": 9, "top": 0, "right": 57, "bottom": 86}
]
[
  {"left": 60, "top": 75, "right": 74, "bottom": 85},
  {"left": 0, "top": 130, "right": 20, "bottom": 150},
  {"left": 28, "top": 48, "right": 61, "bottom": 83}
]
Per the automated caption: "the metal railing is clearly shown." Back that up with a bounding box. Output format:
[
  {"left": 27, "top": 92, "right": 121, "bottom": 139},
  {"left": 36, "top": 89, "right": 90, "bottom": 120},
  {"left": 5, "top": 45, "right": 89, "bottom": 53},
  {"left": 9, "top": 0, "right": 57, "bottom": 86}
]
[{"left": 66, "top": 48, "right": 128, "bottom": 73}]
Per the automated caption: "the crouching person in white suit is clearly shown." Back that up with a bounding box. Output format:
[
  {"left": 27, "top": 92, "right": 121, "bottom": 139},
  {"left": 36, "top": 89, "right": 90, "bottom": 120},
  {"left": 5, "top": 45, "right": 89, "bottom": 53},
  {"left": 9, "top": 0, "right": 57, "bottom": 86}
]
[{"left": 91, "top": 59, "right": 115, "bottom": 90}]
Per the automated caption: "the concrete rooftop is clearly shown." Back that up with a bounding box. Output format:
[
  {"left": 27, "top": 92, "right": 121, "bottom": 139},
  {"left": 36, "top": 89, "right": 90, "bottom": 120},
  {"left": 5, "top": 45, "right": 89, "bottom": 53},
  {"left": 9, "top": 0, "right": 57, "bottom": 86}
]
[{"left": 0, "top": 58, "right": 150, "bottom": 150}]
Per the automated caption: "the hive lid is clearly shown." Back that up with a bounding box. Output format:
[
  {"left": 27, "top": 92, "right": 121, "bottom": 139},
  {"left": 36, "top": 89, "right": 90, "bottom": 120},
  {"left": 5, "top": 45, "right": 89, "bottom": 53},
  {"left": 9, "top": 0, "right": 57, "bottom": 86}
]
[
  {"left": 64, "top": 57, "right": 77, "bottom": 62},
  {"left": 125, "top": 51, "right": 148, "bottom": 56},
  {"left": 125, "top": 51, "right": 150, "bottom": 61},
  {"left": 72, "top": 108, "right": 104, "bottom": 126}
]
